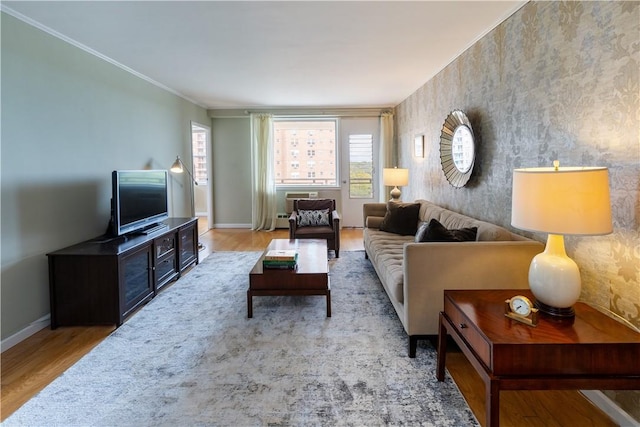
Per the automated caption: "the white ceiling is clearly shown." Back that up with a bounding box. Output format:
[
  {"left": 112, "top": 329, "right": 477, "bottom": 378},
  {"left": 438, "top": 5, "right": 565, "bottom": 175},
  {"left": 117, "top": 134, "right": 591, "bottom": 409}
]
[{"left": 3, "top": 1, "right": 526, "bottom": 110}]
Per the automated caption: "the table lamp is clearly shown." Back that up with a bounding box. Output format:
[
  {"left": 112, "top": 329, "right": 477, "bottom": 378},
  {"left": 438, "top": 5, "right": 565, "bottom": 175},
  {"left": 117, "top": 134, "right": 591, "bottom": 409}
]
[
  {"left": 383, "top": 167, "right": 409, "bottom": 202},
  {"left": 511, "top": 161, "right": 612, "bottom": 317}
]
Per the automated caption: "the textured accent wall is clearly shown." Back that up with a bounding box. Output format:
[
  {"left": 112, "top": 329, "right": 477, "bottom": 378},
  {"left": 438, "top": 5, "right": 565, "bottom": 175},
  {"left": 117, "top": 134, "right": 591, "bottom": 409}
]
[{"left": 396, "top": 1, "right": 639, "bottom": 418}]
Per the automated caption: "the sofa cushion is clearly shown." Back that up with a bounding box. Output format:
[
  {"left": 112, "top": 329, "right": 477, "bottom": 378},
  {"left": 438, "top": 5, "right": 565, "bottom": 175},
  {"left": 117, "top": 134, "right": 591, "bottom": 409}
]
[
  {"left": 364, "top": 228, "right": 411, "bottom": 304},
  {"left": 379, "top": 202, "right": 420, "bottom": 236},
  {"left": 416, "top": 218, "right": 477, "bottom": 242},
  {"left": 298, "top": 209, "right": 330, "bottom": 226},
  {"left": 294, "top": 225, "right": 335, "bottom": 238}
]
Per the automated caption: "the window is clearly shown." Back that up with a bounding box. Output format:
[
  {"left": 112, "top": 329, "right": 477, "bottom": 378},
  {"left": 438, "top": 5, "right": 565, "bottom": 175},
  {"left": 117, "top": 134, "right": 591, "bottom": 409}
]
[
  {"left": 273, "top": 119, "right": 338, "bottom": 186},
  {"left": 191, "top": 125, "right": 208, "bottom": 185},
  {"left": 348, "top": 134, "right": 373, "bottom": 198}
]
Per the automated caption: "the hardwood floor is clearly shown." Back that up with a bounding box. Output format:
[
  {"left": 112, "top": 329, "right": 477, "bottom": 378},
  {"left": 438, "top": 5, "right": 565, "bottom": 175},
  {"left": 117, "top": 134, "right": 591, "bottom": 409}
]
[{"left": 1, "top": 227, "right": 616, "bottom": 426}]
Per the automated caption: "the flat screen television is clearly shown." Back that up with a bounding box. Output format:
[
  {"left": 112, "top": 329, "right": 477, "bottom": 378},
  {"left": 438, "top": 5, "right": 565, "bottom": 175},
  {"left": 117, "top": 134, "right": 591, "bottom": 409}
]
[{"left": 111, "top": 170, "right": 169, "bottom": 236}]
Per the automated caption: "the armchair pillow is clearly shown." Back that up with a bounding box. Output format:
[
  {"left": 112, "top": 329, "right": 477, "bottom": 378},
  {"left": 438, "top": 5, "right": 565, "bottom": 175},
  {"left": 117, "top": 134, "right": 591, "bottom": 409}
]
[
  {"left": 379, "top": 202, "right": 420, "bottom": 236},
  {"left": 297, "top": 208, "right": 331, "bottom": 227}
]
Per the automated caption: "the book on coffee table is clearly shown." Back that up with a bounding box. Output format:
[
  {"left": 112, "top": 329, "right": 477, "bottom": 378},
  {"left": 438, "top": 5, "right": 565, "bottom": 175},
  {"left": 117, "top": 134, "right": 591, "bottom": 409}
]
[
  {"left": 262, "top": 260, "right": 297, "bottom": 270},
  {"left": 264, "top": 249, "right": 297, "bottom": 262}
]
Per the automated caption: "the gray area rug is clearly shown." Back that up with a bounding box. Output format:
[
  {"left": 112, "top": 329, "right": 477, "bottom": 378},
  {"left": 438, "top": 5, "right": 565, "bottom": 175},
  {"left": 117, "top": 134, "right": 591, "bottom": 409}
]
[{"left": 4, "top": 251, "right": 478, "bottom": 426}]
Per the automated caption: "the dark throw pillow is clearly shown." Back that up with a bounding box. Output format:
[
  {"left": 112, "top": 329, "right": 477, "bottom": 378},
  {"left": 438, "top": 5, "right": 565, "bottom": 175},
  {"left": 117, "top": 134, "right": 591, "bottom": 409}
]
[
  {"left": 419, "top": 218, "right": 477, "bottom": 242},
  {"left": 379, "top": 202, "right": 420, "bottom": 236}
]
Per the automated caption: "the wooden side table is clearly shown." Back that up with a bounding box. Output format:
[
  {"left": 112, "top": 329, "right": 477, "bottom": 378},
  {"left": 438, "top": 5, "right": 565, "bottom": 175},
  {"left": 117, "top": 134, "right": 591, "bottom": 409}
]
[{"left": 436, "top": 289, "right": 640, "bottom": 427}]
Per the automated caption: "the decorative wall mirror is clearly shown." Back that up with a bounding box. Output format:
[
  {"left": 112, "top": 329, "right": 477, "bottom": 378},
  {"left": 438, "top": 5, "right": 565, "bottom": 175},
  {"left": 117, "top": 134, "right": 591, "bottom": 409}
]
[{"left": 439, "top": 110, "right": 475, "bottom": 188}]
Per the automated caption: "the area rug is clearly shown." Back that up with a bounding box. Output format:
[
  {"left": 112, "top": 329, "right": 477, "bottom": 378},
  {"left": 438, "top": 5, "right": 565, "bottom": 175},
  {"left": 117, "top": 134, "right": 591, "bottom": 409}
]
[{"left": 4, "top": 251, "right": 478, "bottom": 426}]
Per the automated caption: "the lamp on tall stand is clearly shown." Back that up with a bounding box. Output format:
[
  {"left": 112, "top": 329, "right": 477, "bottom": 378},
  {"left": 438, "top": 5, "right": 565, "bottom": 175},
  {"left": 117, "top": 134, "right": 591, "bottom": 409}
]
[
  {"left": 170, "top": 155, "right": 198, "bottom": 217},
  {"left": 170, "top": 155, "right": 205, "bottom": 251}
]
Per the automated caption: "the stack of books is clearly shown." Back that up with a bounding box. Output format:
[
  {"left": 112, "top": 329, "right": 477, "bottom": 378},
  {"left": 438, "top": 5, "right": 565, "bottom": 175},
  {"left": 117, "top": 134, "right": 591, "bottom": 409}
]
[{"left": 263, "top": 249, "right": 298, "bottom": 270}]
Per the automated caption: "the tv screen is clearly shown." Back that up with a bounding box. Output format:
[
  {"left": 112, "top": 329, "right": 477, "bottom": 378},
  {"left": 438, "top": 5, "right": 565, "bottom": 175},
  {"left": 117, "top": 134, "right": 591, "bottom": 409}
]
[{"left": 112, "top": 170, "right": 169, "bottom": 236}]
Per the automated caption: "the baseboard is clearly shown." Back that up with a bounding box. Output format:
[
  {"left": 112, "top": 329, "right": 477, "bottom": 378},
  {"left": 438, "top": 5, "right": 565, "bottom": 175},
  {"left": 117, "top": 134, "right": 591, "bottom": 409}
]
[
  {"left": 1, "top": 314, "right": 50, "bottom": 353},
  {"left": 213, "top": 223, "right": 252, "bottom": 229},
  {"left": 581, "top": 390, "right": 639, "bottom": 427}
]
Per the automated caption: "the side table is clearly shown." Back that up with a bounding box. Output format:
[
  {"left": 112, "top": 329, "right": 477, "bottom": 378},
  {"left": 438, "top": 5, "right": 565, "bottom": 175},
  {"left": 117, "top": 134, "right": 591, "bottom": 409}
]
[{"left": 436, "top": 289, "right": 640, "bottom": 427}]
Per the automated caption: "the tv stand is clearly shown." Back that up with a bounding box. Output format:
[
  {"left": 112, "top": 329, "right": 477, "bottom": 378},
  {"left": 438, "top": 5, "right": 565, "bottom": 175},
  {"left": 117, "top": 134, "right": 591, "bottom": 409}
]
[{"left": 47, "top": 217, "right": 198, "bottom": 328}]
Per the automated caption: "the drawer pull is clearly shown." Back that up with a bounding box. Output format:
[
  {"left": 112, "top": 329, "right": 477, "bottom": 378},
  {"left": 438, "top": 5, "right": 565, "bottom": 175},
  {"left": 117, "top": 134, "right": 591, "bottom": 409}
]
[{"left": 459, "top": 323, "right": 468, "bottom": 329}]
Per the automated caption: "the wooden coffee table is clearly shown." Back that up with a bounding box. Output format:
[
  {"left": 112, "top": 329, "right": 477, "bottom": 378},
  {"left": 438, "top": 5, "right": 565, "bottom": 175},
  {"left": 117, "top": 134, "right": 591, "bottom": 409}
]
[{"left": 248, "top": 239, "right": 330, "bottom": 318}]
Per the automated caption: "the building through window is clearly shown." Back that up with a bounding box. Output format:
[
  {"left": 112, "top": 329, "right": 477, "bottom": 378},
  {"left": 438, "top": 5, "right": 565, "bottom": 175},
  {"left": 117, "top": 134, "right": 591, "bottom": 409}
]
[{"left": 273, "top": 120, "right": 337, "bottom": 187}]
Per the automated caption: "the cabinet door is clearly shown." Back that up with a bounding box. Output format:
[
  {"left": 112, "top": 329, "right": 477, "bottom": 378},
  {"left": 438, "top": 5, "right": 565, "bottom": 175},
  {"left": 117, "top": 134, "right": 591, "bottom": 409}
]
[
  {"left": 154, "top": 233, "right": 176, "bottom": 258},
  {"left": 178, "top": 222, "right": 198, "bottom": 271},
  {"left": 119, "top": 244, "right": 154, "bottom": 320},
  {"left": 155, "top": 253, "right": 178, "bottom": 291},
  {"left": 154, "top": 232, "right": 179, "bottom": 291}
]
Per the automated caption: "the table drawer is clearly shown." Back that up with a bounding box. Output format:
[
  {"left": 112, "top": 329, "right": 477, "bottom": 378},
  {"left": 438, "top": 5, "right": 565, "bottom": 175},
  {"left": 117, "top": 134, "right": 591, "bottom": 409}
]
[{"left": 445, "top": 297, "right": 491, "bottom": 368}]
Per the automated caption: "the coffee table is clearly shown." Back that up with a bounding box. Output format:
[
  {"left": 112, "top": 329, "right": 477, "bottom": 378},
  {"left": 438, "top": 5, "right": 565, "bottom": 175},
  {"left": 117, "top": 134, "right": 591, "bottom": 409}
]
[{"left": 248, "top": 239, "right": 330, "bottom": 318}]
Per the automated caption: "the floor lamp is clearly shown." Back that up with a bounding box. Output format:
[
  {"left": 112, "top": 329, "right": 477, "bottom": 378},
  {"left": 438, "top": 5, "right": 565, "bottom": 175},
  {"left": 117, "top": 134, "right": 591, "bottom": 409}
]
[
  {"left": 170, "top": 155, "right": 198, "bottom": 217},
  {"left": 170, "top": 156, "right": 205, "bottom": 251}
]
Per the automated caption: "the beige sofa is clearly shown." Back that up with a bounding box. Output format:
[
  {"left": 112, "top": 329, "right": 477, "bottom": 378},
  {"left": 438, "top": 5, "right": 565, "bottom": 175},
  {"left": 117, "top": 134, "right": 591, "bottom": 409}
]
[{"left": 363, "top": 199, "right": 544, "bottom": 357}]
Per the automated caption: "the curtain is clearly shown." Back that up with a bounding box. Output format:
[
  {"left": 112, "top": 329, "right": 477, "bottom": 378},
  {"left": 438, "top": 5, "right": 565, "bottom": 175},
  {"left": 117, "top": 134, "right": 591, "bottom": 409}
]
[
  {"left": 379, "top": 111, "right": 395, "bottom": 202},
  {"left": 250, "top": 113, "right": 277, "bottom": 231}
]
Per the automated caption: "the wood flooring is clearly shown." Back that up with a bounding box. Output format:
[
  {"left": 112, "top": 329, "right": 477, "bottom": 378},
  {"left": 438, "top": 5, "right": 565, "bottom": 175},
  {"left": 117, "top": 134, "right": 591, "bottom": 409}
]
[{"left": 1, "top": 226, "right": 616, "bottom": 426}]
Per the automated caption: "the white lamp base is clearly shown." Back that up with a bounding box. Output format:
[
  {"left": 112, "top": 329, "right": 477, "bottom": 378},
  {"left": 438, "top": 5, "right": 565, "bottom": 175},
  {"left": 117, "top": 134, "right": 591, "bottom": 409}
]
[
  {"left": 389, "top": 186, "right": 402, "bottom": 202},
  {"left": 528, "top": 234, "right": 581, "bottom": 317}
]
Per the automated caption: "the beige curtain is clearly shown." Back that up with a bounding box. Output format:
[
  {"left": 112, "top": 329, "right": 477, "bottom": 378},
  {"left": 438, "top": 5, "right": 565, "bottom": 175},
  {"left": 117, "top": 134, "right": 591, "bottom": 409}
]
[
  {"left": 251, "top": 113, "right": 277, "bottom": 230},
  {"left": 379, "top": 111, "right": 395, "bottom": 202}
]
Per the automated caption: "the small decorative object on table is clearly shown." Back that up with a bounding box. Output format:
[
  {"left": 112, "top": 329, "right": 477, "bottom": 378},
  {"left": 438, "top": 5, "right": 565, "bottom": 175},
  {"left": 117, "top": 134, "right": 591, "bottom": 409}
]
[{"left": 504, "top": 295, "right": 538, "bottom": 326}]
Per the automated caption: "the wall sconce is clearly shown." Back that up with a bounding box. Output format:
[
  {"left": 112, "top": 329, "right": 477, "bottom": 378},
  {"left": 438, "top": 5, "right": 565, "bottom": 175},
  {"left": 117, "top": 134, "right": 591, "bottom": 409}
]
[
  {"left": 511, "top": 161, "right": 612, "bottom": 317},
  {"left": 383, "top": 167, "right": 409, "bottom": 202},
  {"left": 414, "top": 135, "right": 424, "bottom": 158}
]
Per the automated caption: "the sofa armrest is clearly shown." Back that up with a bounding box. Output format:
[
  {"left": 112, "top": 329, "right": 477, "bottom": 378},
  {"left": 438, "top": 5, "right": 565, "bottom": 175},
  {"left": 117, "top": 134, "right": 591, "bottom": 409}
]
[
  {"left": 288, "top": 211, "right": 298, "bottom": 239},
  {"left": 331, "top": 209, "right": 340, "bottom": 223},
  {"left": 402, "top": 240, "right": 544, "bottom": 335},
  {"left": 363, "top": 203, "right": 387, "bottom": 228}
]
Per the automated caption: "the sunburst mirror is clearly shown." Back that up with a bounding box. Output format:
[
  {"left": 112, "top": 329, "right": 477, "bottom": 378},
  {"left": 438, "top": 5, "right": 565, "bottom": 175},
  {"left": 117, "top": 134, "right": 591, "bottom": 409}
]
[{"left": 439, "top": 110, "right": 475, "bottom": 188}]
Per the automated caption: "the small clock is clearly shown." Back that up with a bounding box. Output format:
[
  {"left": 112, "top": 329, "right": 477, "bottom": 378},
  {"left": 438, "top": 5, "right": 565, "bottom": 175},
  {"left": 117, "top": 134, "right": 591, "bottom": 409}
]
[{"left": 505, "top": 295, "right": 538, "bottom": 326}]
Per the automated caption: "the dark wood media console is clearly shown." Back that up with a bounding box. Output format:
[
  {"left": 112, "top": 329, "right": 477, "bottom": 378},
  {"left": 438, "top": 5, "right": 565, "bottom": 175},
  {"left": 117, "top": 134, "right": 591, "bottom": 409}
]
[{"left": 47, "top": 217, "right": 198, "bottom": 328}]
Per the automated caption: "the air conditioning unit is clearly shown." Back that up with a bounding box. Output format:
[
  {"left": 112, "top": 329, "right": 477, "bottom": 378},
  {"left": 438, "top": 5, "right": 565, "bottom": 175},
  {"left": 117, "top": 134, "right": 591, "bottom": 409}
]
[{"left": 285, "top": 191, "right": 318, "bottom": 214}]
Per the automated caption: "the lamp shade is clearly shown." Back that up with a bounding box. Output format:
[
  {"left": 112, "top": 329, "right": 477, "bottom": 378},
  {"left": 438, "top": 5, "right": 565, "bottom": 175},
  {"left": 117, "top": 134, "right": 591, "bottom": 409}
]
[
  {"left": 170, "top": 156, "right": 184, "bottom": 173},
  {"left": 511, "top": 166, "right": 612, "bottom": 236},
  {"left": 383, "top": 168, "right": 409, "bottom": 187}
]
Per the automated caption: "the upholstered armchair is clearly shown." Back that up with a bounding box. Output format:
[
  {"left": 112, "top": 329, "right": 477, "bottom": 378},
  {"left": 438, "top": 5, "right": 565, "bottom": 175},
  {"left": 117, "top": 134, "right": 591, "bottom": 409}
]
[{"left": 289, "top": 199, "right": 340, "bottom": 257}]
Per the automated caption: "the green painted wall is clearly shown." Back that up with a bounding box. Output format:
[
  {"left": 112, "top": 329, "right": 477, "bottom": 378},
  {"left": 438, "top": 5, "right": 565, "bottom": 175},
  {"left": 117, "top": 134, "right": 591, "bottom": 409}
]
[
  {"left": 1, "top": 13, "right": 210, "bottom": 341},
  {"left": 211, "top": 117, "right": 252, "bottom": 227}
]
